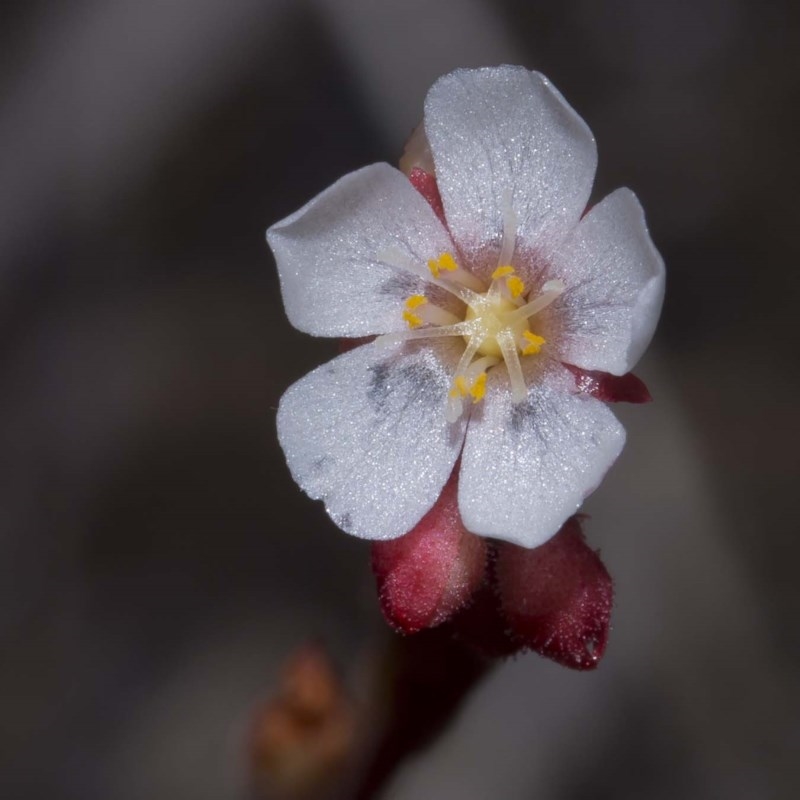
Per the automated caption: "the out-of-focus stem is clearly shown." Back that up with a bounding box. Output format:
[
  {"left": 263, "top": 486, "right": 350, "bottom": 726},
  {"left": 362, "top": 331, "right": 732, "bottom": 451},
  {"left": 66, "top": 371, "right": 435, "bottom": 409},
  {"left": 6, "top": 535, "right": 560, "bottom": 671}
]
[{"left": 350, "top": 628, "right": 492, "bottom": 800}]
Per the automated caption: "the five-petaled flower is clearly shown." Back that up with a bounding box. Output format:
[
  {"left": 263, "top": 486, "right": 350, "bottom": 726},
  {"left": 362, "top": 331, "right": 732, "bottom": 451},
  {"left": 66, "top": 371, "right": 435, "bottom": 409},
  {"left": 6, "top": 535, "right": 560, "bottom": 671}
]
[{"left": 268, "top": 66, "right": 664, "bottom": 549}]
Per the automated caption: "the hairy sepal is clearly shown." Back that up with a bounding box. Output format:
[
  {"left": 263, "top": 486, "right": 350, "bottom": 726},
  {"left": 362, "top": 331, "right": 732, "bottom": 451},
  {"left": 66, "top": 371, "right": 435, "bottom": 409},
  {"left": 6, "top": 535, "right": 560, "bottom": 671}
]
[
  {"left": 371, "top": 472, "right": 487, "bottom": 634},
  {"left": 495, "top": 517, "right": 613, "bottom": 670}
]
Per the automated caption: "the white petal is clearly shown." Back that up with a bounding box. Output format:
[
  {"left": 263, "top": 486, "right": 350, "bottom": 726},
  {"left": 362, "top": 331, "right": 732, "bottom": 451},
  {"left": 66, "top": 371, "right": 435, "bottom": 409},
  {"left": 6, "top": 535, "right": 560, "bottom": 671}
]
[
  {"left": 424, "top": 66, "right": 597, "bottom": 280},
  {"left": 550, "top": 188, "right": 666, "bottom": 374},
  {"left": 458, "top": 363, "right": 625, "bottom": 548},
  {"left": 277, "top": 340, "right": 467, "bottom": 540},
  {"left": 267, "top": 163, "right": 455, "bottom": 337}
]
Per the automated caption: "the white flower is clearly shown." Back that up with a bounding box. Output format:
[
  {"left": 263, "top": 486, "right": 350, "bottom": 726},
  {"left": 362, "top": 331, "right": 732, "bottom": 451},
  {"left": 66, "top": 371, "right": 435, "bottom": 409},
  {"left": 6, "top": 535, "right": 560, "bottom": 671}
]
[{"left": 267, "top": 66, "right": 664, "bottom": 549}]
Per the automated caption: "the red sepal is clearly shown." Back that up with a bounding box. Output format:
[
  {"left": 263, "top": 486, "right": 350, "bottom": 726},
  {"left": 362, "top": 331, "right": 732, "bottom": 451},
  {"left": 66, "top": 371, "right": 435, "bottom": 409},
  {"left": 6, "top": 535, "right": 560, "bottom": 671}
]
[
  {"left": 371, "top": 472, "right": 487, "bottom": 634},
  {"left": 565, "top": 364, "right": 652, "bottom": 403},
  {"left": 495, "top": 517, "right": 613, "bottom": 671},
  {"left": 408, "top": 167, "right": 446, "bottom": 226}
]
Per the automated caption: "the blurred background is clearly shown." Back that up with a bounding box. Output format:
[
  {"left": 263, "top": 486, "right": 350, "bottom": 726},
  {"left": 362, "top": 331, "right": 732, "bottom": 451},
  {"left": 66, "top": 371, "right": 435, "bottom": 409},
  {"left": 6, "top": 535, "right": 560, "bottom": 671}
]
[{"left": 1, "top": 0, "right": 798, "bottom": 798}]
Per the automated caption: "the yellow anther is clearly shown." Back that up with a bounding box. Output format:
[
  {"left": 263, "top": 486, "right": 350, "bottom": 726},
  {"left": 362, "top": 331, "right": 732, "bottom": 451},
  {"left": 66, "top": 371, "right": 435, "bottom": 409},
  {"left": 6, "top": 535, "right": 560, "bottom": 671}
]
[
  {"left": 491, "top": 265, "right": 525, "bottom": 298},
  {"left": 449, "top": 375, "right": 468, "bottom": 398},
  {"left": 491, "top": 265, "right": 515, "bottom": 280},
  {"left": 438, "top": 253, "right": 458, "bottom": 271},
  {"left": 469, "top": 372, "right": 487, "bottom": 403},
  {"left": 522, "top": 330, "right": 546, "bottom": 355},
  {"left": 428, "top": 252, "right": 459, "bottom": 278},
  {"left": 507, "top": 276, "right": 526, "bottom": 298},
  {"left": 403, "top": 310, "right": 423, "bottom": 329},
  {"left": 405, "top": 294, "right": 427, "bottom": 310}
]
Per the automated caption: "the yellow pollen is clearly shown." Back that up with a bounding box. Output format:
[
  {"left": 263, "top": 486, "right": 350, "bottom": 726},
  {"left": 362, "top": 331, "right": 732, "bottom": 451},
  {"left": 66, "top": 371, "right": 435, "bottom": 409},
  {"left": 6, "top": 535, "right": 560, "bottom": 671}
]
[
  {"left": 449, "top": 375, "right": 468, "bottom": 398},
  {"left": 402, "top": 310, "right": 423, "bottom": 328},
  {"left": 469, "top": 372, "right": 487, "bottom": 402},
  {"left": 405, "top": 294, "right": 427, "bottom": 310},
  {"left": 491, "top": 265, "right": 515, "bottom": 280},
  {"left": 428, "top": 252, "right": 459, "bottom": 278},
  {"left": 522, "top": 330, "right": 546, "bottom": 355},
  {"left": 506, "top": 275, "right": 526, "bottom": 298}
]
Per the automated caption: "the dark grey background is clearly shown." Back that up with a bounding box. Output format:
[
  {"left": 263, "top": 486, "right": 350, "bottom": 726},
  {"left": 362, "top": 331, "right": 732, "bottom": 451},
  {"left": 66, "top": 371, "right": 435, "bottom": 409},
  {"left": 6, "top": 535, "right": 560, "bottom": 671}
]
[{"left": 1, "top": 1, "right": 798, "bottom": 798}]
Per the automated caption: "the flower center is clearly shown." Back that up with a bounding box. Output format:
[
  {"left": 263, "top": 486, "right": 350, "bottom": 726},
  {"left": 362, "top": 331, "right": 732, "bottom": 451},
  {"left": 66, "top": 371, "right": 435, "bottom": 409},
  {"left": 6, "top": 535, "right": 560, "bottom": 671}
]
[
  {"left": 376, "top": 198, "right": 564, "bottom": 421},
  {"left": 464, "top": 291, "right": 530, "bottom": 359},
  {"left": 377, "top": 254, "right": 564, "bottom": 422}
]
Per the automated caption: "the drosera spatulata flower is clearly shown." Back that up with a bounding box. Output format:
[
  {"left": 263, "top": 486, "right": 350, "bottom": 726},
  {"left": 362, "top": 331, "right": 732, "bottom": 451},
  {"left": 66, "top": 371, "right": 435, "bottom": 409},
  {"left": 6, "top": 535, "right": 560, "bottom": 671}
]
[{"left": 267, "top": 66, "right": 664, "bottom": 554}]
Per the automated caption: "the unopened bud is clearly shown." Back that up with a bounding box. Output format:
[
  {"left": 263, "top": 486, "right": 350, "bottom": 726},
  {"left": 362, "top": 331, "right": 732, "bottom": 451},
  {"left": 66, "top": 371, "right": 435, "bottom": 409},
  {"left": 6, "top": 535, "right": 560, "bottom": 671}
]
[
  {"left": 496, "top": 517, "right": 613, "bottom": 670},
  {"left": 371, "top": 472, "right": 487, "bottom": 634}
]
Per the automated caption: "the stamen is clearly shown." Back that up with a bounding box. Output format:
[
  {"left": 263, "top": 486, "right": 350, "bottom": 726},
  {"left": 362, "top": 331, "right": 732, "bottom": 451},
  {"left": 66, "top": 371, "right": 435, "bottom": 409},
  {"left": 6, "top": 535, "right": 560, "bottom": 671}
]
[
  {"left": 464, "top": 355, "right": 500, "bottom": 403},
  {"left": 403, "top": 295, "right": 425, "bottom": 328},
  {"left": 380, "top": 246, "right": 447, "bottom": 286},
  {"left": 465, "top": 354, "right": 501, "bottom": 380},
  {"left": 402, "top": 310, "right": 423, "bottom": 328},
  {"left": 428, "top": 252, "right": 487, "bottom": 293},
  {"left": 507, "top": 279, "right": 565, "bottom": 324},
  {"left": 428, "top": 252, "right": 458, "bottom": 278},
  {"left": 446, "top": 333, "right": 486, "bottom": 422},
  {"left": 375, "top": 320, "right": 476, "bottom": 349},
  {"left": 497, "top": 189, "right": 517, "bottom": 268},
  {"left": 378, "top": 246, "right": 482, "bottom": 305},
  {"left": 468, "top": 372, "right": 487, "bottom": 402},
  {"left": 489, "top": 264, "right": 526, "bottom": 301},
  {"left": 491, "top": 265, "right": 515, "bottom": 280},
  {"left": 496, "top": 329, "right": 528, "bottom": 403},
  {"left": 405, "top": 294, "right": 427, "bottom": 310},
  {"left": 403, "top": 294, "right": 460, "bottom": 328},
  {"left": 418, "top": 304, "right": 460, "bottom": 327},
  {"left": 449, "top": 375, "right": 469, "bottom": 399},
  {"left": 520, "top": 330, "right": 546, "bottom": 355},
  {"left": 506, "top": 275, "right": 526, "bottom": 298}
]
